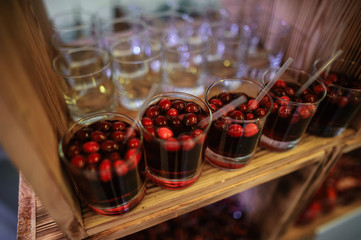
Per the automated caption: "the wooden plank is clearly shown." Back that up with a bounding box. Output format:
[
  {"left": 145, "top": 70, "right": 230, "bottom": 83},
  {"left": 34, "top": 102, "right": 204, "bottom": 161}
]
[
  {"left": 81, "top": 130, "right": 355, "bottom": 238},
  {"left": 0, "top": 0, "right": 86, "bottom": 239}
]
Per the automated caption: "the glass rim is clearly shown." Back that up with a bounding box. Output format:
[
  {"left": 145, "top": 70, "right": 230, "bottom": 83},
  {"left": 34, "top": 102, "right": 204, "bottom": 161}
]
[
  {"left": 313, "top": 58, "right": 361, "bottom": 92},
  {"left": 139, "top": 91, "right": 213, "bottom": 143},
  {"left": 142, "top": 10, "right": 194, "bottom": 33},
  {"left": 110, "top": 36, "right": 163, "bottom": 64},
  {"left": 59, "top": 112, "right": 143, "bottom": 174},
  {"left": 262, "top": 67, "right": 328, "bottom": 106},
  {"left": 205, "top": 77, "right": 274, "bottom": 123},
  {"left": 51, "top": 9, "right": 95, "bottom": 31},
  {"left": 52, "top": 47, "right": 110, "bottom": 78}
]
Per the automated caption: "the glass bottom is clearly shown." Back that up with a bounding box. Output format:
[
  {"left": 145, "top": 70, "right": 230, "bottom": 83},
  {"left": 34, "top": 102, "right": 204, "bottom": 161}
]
[
  {"left": 88, "top": 183, "right": 146, "bottom": 216},
  {"left": 119, "top": 96, "right": 146, "bottom": 111},
  {"left": 162, "top": 84, "right": 205, "bottom": 98},
  {"left": 205, "top": 147, "right": 253, "bottom": 171},
  {"left": 146, "top": 167, "right": 201, "bottom": 190},
  {"left": 69, "top": 101, "right": 117, "bottom": 122},
  {"left": 259, "top": 134, "right": 300, "bottom": 151},
  {"left": 307, "top": 124, "right": 345, "bottom": 138}
]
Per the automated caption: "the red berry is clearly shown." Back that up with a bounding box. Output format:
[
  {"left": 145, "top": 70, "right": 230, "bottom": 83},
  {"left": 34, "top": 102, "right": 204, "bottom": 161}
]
[
  {"left": 285, "top": 87, "right": 295, "bottom": 96},
  {"left": 99, "top": 159, "right": 112, "bottom": 182},
  {"left": 141, "top": 117, "right": 153, "bottom": 127},
  {"left": 112, "top": 121, "right": 126, "bottom": 131},
  {"left": 166, "top": 108, "right": 178, "bottom": 117},
  {"left": 278, "top": 106, "right": 292, "bottom": 118},
  {"left": 158, "top": 98, "right": 172, "bottom": 111},
  {"left": 126, "top": 148, "right": 141, "bottom": 168},
  {"left": 209, "top": 98, "right": 223, "bottom": 108},
  {"left": 304, "top": 94, "right": 316, "bottom": 103},
  {"left": 126, "top": 128, "right": 137, "bottom": 139},
  {"left": 146, "top": 105, "right": 160, "bottom": 117},
  {"left": 243, "top": 123, "right": 259, "bottom": 137},
  {"left": 308, "top": 104, "right": 316, "bottom": 114},
  {"left": 66, "top": 144, "right": 81, "bottom": 158},
  {"left": 275, "top": 79, "right": 287, "bottom": 88},
  {"left": 112, "top": 131, "right": 126, "bottom": 142},
  {"left": 183, "top": 113, "right": 198, "bottom": 126},
  {"left": 172, "top": 100, "right": 185, "bottom": 111},
  {"left": 267, "top": 102, "right": 279, "bottom": 113},
  {"left": 101, "top": 140, "right": 119, "bottom": 152},
  {"left": 278, "top": 96, "right": 290, "bottom": 106},
  {"left": 157, "top": 127, "right": 173, "bottom": 139},
  {"left": 108, "top": 152, "right": 121, "bottom": 161},
  {"left": 169, "top": 116, "right": 182, "bottom": 128},
  {"left": 247, "top": 99, "right": 259, "bottom": 111},
  {"left": 227, "top": 124, "right": 243, "bottom": 137},
  {"left": 327, "top": 74, "right": 338, "bottom": 83},
  {"left": 259, "top": 95, "right": 270, "bottom": 106},
  {"left": 179, "top": 134, "right": 196, "bottom": 151},
  {"left": 91, "top": 131, "right": 107, "bottom": 142},
  {"left": 144, "top": 126, "right": 156, "bottom": 141},
  {"left": 83, "top": 141, "right": 100, "bottom": 153},
  {"left": 185, "top": 102, "right": 200, "bottom": 113},
  {"left": 255, "top": 108, "right": 266, "bottom": 118},
  {"left": 128, "top": 138, "right": 140, "bottom": 148},
  {"left": 94, "top": 121, "right": 111, "bottom": 131},
  {"left": 71, "top": 155, "right": 85, "bottom": 168},
  {"left": 230, "top": 110, "right": 245, "bottom": 120},
  {"left": 209, "top": 103, "right": 218, "bottom": 112},
  {"left": 298, "top": 106, "right": 311, "bottom": 119},
  {"left": 87, "top": 152, "right": 101, "bottom": 164},
  {"left": 313, "top": 85, "right": 324, "bottom": 95},
  {"left": 114, "top": 160, "right": 128, "bottom": 176},
  {"left": 192, "top": 129, "right": 205, "bottom": 144},
  {"left": 155, "top": 115, "right": 168, "bottom": 127},
  {"left": 164, "top": 137, "right": 180, "bottom": 151},
  {"left": 220, "top": 92, "right": 231, "bottom": 103},
  {"left": 246, "top": 113, "right": 255, "bottom": 120},
  {"left": 75, "top": 128, "right": 92, "bottom": 142},
  {"left": 337, "top": 96, "right": 348, "bottom": 107},
  {"left": 238, "top": 104, "right": 247, "bottom": 112}
]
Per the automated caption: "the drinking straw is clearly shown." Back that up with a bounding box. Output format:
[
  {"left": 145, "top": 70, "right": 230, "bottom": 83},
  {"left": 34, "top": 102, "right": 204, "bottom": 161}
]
[
  {"left": 326, "top": 22, "right": 346, "bottom": 76},
  {"left": 296, "top": 49, "right": 343, "bottom": 95},
  {"left": 198, "top": 57, "right": 294, "bottom": 127},
  {"left": 248, "top": 57, "right": 294, "bottom": 110}
]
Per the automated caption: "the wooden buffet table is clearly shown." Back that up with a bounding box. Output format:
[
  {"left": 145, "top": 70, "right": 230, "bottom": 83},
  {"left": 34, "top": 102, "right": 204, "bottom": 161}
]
[{"left": 17, "top": 129, "right": 361, "bottom": 240}]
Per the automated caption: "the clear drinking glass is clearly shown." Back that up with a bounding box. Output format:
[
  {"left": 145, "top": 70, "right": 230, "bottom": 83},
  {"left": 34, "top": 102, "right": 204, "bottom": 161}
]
[
  {"left": 52, "top": 47, "right": 117, "bottom": 121},
  {"left": 162, "top": 24, "right": 209, "bottom": 97},
  {"left": 206, "top": 20, "right": 252, "bottom": 84},
  {"left": 51, "top": 9, "right": 99, "bottom": 52},
  {"left": 308, "top": 58, "right": 361, "bottom": 137},
  {"left": 260, "top": 68, "right": 327, "bottom": 151},
  {"left": 98, "top": 17, "right": 146, "bottom": 50},
  {"left": 139, "top": 92, "right": 212, "bottom": 189},
  {"left": 204, "top": 78, "right": 273, "bottom": 170},
  {"left": 59, "top": 112, "right": 146, "bottom": 216},
  {"left": 110, "top": 34, "right": 163, "bottom": 111}
]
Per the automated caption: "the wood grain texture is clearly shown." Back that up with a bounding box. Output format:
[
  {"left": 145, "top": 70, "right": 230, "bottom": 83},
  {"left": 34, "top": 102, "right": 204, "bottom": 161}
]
[{"left": 0, "top": 0, "right": 85, "bottom": 239}]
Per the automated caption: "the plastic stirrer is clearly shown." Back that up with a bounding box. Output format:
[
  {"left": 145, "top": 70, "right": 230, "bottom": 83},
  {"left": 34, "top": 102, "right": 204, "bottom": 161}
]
[
  {"left": 248, "top": 57, "right": 294, "bottom": 111},
  {"left": 198, "top": 58, "right": 294, "bottom": 127},
  {"left": 296, "top": 49, "right": 343, "bottom": 95},
  {"left": 197, "top": 94, "right": 247, "bottom": 127}
]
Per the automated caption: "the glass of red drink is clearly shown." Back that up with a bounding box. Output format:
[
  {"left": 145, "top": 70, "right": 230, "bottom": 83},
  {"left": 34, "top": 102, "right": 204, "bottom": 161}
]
[
  {"left": 204, "top": 78, "right": 273, "bottom": 170},
  {"left": 260, "top": 68, "right": 327, "bottom": 151},
  {"left": 308, "top": 59, "right": 361, "bottom": 137},
  {"left": 59, "top": 112, "right": 146, "bottom": 216},
  {"left": 139, "top": 92, "right": 212, "bottom": 189}
]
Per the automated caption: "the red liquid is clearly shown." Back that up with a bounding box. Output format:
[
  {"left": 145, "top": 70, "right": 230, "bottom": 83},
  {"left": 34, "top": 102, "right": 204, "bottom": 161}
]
[
  {"left": 141, "top": 98, "right": 209, "bottom": 189},
  {"left": 62, "top": 120, "right": 146, "bottom": 215}
]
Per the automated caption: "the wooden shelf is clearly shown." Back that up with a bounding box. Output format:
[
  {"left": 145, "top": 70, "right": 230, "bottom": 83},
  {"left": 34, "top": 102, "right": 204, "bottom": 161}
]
[
  {"left": 18, "top": 128, "right": 361, "bottom": 239},
  {"left": 281, "top": 199, "right": 361, "bottom": 240}
]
